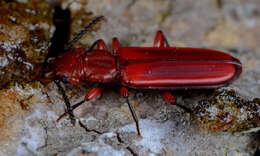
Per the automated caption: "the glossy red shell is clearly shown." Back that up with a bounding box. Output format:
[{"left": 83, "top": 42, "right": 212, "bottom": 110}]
[
  {"left": 83, "top": 50, "right": 117, "bottom": 82},
  {"left": 49, "top": 48, "right": 117, "bottom": 84},
  {"left": 49, "top": 46, "right": 241, "bottom": 89},
  {"left": 117, "top": 47, "right": 242, "bottom": 89}
]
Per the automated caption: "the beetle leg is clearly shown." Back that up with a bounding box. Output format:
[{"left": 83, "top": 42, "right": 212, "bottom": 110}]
[
  {"left": 162, "top": 92, "right": 191, "bottom": 113},
  {"left": 120, "top": 87, "right": 141, "bottom": 137},
  {"left": 56, "top": 99, "right": 85, "bottom": 122},
  {"left": 64, "top": 16, "right": 104, "bottom": 51},
  {"left": 112, "top": 37, "right": 120, "bottom": 55},
  {"left": 54, "top": 79, "right": 76, "bottom": 125},
  {"left": 85, "top": 39, "right": 108, "bottom": 53},
  {"left": 154, "top": 30, "right": 170, "bottom": 47},
  {"left": 97, "top": 39, "right": 108, "bottom": 50},
  {"left": 85, "top": 40, "right": 98, "bottom": 53},
  {"left": 85, "top": 87, "right": 103, "bottom": 101},
  {"left": 56, "top": 87, "right": 103, "bottom": 122},
  {"left": 162, "top": 92, "right": 176, "bottom": 104}
]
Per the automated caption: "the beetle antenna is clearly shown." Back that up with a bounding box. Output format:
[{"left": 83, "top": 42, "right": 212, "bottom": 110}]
[
  {"left": 64, "top": 16, "right": 105, "bottom": 51},
  {"left": 126, "top": 97, "right": 141, "bottom": 137},
  {"left": 54, "top": 79, "right": 76, "bottom": 125}
]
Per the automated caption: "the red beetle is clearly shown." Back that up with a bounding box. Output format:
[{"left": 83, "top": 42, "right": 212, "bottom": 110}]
[{"left": 45, "top": 16, "right": 242, "bottom": 136}]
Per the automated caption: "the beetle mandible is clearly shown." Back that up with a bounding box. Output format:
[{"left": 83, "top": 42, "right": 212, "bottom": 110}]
[{"left": 45, "top": 16, "right": 242, "bottom": 136}]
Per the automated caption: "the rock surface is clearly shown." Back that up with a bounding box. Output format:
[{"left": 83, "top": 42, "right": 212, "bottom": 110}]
[{"left": 0, "top": 0, "right": 53, "bottom": 88}]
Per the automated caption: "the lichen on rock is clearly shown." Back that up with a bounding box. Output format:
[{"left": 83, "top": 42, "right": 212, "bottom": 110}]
[
  {"left": 194, "top": 88, "right": 260, "bottom": 132},
  {"left": 0, "top": 0, "right": 53, "bottom": 88}
]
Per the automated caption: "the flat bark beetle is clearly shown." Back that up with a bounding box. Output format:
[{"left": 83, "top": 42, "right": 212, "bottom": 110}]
[{"left": 45, "top": 16, "right": 242, "bottom": 136}]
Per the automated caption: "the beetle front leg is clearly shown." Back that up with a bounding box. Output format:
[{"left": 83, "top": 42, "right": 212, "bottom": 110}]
[
  {"left": 154, "top": 30, "right": 170, "bottom": 47},
  {"left": 85, "top": 40, "right": 98, "bottom": 53},
  {"left": 120, "top": 87, "right": 141, "bottom": 137},
  {"left": 56, "top": 87, "right": 103, "bottom": 122},
  {"left": 85, "top": 39, "right": 108, "bottom": 54},
  {"left": 162, "top": 92, "right": 191, "bottom": 113},
  {"left": 54, "top": 79, "right": 76, "bottom": 125}
]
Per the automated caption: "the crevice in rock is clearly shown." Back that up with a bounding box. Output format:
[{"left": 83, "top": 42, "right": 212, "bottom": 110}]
[
  {"left": 126, "top": 147, "right": 138, "bottom": 156},
  {"left": 116, "top": 132, "right": 138, "bottom": 156},
  {"left": 78, "top": 120, "right": 103, "bottom": 134},
  {"left": 37, "top": 123, "right": 49, "bottom": 151}
]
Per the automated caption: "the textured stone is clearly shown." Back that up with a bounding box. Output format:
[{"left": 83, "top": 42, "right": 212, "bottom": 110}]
[{"left": 0, "top": 0, "right": 260, "bottom": 156}]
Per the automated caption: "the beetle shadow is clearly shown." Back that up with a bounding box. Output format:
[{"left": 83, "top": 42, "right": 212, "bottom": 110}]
[
  {"left": 71, "top": 83, "right": 125, "bottom": 120},
  {"left": 66, "top": 81, "right": 216, "bottom": 123},
  {"left": 135, "top": 89, "right": 216, "bottom": 119}
]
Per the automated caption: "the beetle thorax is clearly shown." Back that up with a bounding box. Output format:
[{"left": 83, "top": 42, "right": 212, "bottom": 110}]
[{"left": 83, "top": 50, "right": 117, "bottom": 82}]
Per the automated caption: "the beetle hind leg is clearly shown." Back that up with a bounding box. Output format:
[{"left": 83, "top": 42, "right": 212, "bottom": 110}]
[{"left": 154, "top": 30, "right": 170, "bottom": 47}]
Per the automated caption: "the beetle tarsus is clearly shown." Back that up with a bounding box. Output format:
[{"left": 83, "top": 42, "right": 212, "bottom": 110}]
[
  {"left": 126, "top": 97, "right": 141, "bottom": 137},
  {"left": 56, "top": 112, "right": 67, "bottom": 122}
]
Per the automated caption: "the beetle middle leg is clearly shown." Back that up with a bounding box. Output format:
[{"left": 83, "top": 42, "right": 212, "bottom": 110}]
[{"left": 120, "top": 87, "right": 141, "bottom": 137}]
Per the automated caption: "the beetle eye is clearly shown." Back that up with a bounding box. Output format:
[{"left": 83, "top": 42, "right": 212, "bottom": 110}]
[{"left": 61, "top": 76, "right": 69, "bottom": 83}]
